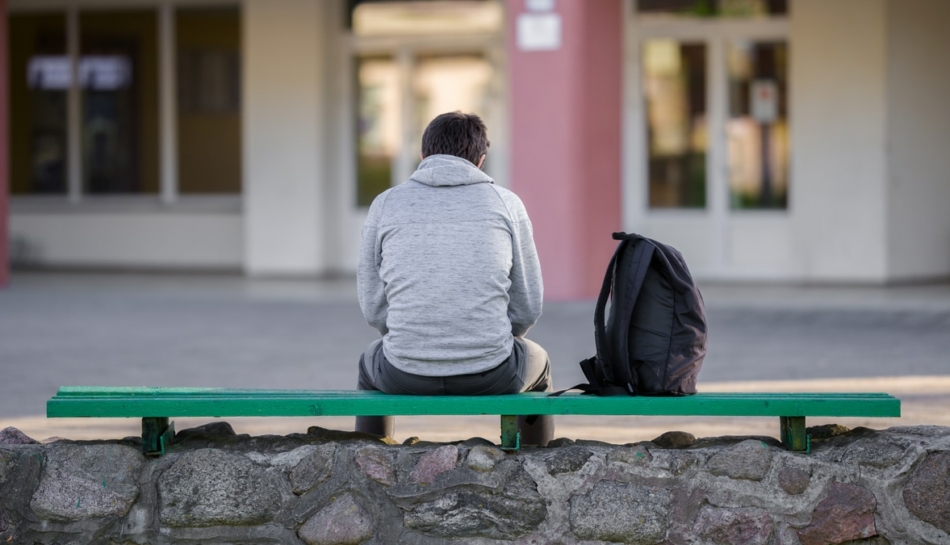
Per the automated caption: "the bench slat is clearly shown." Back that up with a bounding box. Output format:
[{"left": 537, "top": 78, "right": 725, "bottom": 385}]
[
  {"left": 48, "top": 389, "right": 900, "bottom": 419},
  {"left": 52, "top": 386, "right": 897, "bottom": 399}
]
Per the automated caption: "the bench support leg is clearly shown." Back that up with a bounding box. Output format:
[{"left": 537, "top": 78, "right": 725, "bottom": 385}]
[
  {"left": 142, "top": 417, "right": 175, "bottom": 457},
  {"left": 500, "top": 415, "right": 520, "bottom": 451},
  {"left": 780, "top": 416, "right": 808, "bottom": 452}
]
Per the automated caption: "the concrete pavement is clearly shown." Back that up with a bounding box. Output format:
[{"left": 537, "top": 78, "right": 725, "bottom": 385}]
[{"left": 2, "top": 271, "right": 949, "bottom": 444}]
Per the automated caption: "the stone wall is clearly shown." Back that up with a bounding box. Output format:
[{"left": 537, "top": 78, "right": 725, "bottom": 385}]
[{"left": 1, "top": 423, "right": 949, "bottom": 544}]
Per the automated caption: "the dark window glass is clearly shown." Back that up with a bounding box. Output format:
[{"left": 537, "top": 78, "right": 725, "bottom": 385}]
[
  {"left": 177, "top": 7, "right": 242, "bottom": 194},
  {"left": 412, "top": 54, "right": 492, "bottom": 169},
  {"left": 80, "top": 10, "right": 159, "bottom": 194},
  {"left": 644, "top": 41, "right": 707, "bottom": 209},
  {"left": 637, "top": 0, "right": 787, "bottom": 18},
  {"left": 356, "top": 56, "right": 399, "bottom": 207},
  {"left": 10, "top": 13, "right": 68, "bottom": 195},
  {"left": 727, "top": 40, "right": 789, "bottom": 209}
]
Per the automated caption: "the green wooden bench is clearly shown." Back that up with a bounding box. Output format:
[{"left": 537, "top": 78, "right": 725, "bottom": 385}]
[{"left": 47, "top": 387, "right": 900, "bottom": 456}]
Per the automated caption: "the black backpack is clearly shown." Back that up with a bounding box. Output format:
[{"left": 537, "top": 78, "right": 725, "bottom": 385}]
[{"left": 576, "top": 232, "right": 707, "bottom": 396}]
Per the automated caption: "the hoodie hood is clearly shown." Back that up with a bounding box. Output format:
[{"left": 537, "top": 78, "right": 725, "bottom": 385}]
[{"left": 408, "top": 154, "right": 494, "bottom": 187}]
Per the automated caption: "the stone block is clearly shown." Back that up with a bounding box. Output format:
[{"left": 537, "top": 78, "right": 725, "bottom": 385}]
[
  {"left": 409, "top": 445, "right": 458, "bottom": 483},
  {"left": 547, "top": 437, "right": 576, "bottom": 448},
  {"left": 652, "top": 431, "right": 695, "bottom": 448},
  {"left": 0, "top": 427, "right": 38, "bottom": 445},
  {"left": 174, "top": 421, "right": 237, "bottom": 441},
  {"left": 298, "top": 494, "right": 375, "bottom": 545},
  {"left": 840, "top": 439, "right": 906, "bottom": 469},
  {"left": 308, "top": 426, "right": 397, "bottom": 445},
  {"left": 355, "top": 447, "right": 396, "bottom": 486},
  {"left": 778, "top": 467, "right": 810, "bottom": 495},
  {"left": 902, "top": 451, "right": 950, "bottom": 534},
  {"left": 290, "top": 444, "right": 336, "bottom": 495},
  {"left": 158, "top": 449, "right": 282, "bottom": 527},
  {"left": 706, "top": 440, "right": 774, "bottom": 481},
  {"left": 669, "top": 452, "right": 698, "bottom": 476},
  {"left": 466, "top": 446, "right": 504, "bottom": 472},
  {"left": 607, "top": 445, "right": 652, "bottom": 466},
  {"left": 545, "top": 447, "right": 593, "bottom": 476},
  {"left": 570, "top": 481, "right": 671, "bottom": 543},
  {"left": 694, "top": 505, "right": 773, "bottom": 544},
  {"left": 400, "top": 466, "right": 545, "bottom": 539},
  {"left": 807, "top": 424, "right": 850, "bottom": 440},
  {"left": 30, "top": 444, "right": 144, "bottom": 521},
  {"left": 798, "top": 481, "right": 877, "bottom": 545}
]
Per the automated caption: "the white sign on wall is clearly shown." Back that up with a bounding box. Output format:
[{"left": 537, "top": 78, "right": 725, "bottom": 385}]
[
  {"left": 517, "top": 13, "right": 562, "bottom": 51},
  {"left": 750, "top": 80, "right": 779, "bottom": 123}
]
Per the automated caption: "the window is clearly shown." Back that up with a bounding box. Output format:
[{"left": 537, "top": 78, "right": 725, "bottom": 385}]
[
  {"left": 9, "top": 13, "right": 67, "bottom": 195},
  {"left": 176, "top": 7, "right": 242, "bottom": 194},
  {"left": 356, "top": 56, "right": 400, "bottom": 207},
  {"left": 412, "top": 54, "right": 493, "bottom": 167},
  {"left": 644, "top": 41, "right": 707, "bottom": 208},
  {"left": 350, "top": 1, "right": 503, "bottom": 207},
  {"left": 8, "top": 5, "right": 242, "bottom": 200},
  {"left": 727, "top": 40, "right": 789, "bottom": 209},
  {"left": 633, "top": 0, "right": 789, "bottom": 212},
  {"left": 80, "top": 10, "right": 159, "bottom": 194},
  {"left": 637, "top": 0, "right": 787, "bottom": 18}
]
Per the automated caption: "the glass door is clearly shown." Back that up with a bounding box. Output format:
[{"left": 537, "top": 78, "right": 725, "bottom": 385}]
[
  {"left": 626, "top": 0, "right": 790, "bottom": 278},
  {"left": 338, "top": 1, "right": 506, "bottom": 271},
  {"left": 355, "top": 52, "right": 497, "bottom": 207},
  {"left": 726, "top": 39, "right": 789, "bottom": 210},
  {"left": 642, "top": 39, "right": 708, "bottom": 209}
]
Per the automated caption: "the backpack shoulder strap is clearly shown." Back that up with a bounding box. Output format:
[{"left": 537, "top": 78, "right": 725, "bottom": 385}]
[
  {"left": 607, "top": 232, "right": 655, "bottom": 393},
  {"left": 586, "top": 245, "right": 621, "bottom": 389}
]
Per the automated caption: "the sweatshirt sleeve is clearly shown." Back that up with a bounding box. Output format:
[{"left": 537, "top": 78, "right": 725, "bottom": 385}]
[
  {"left": 357, "top": 193, "right": 389, "bottom": 335},
  {"left": 507, "top": 201, "right": 543, "bottom": 337}
]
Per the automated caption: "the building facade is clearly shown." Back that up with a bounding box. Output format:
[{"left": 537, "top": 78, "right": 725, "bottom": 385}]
[{"left": 3, "top": 0, "right": 950, "bottom": 298}]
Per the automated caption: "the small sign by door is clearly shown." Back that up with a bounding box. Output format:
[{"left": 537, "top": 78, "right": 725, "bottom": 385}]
[
  {"left": 517, "top": 13, "right": 562, "bottom": 51},
  {"left": 750, "top": 80, "right": 778, "bottom": 123}
]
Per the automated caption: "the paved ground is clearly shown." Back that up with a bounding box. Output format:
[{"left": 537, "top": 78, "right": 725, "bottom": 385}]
[{"left": 2, "top": 271, "right": 949, "bottom": 443}]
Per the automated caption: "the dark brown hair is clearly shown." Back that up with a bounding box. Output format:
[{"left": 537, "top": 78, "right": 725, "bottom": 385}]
[{"left": 420, "top": 111, "right": 490, "bottom": 166}]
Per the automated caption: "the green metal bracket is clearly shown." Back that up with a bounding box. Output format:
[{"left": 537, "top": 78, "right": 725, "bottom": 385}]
[
  {"left": 780, "top": 416, "right": 807, "bottom": 452},
  {"left": 142, "top": 417, "right": 175, "bottom": 456},
  {"left": 500, "top": 415, "right": 520, "bottom": 451}
]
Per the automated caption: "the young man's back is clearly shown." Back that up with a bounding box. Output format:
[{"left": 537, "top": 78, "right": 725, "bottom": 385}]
[
  {"left": 358, "top": 154, "right": 542, "bottom": 375},
  {"left": 356, "top": 112, "right": 553, "bottom": 445}
]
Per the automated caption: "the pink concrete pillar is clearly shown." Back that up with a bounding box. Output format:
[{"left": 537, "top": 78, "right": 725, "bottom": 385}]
[
  {"left": 0, "top": 0, "right": 8, "bottom": 288},
  {"left": 506, "top": 0, "right": 623, "bottom": 300}
]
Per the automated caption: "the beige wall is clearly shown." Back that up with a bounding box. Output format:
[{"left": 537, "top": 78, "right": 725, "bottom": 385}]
[
  {"left": 790, "top": 0, "right": 889, "bottom": 282},
  {"left": 791, "top": 0, "right": 950, "bottom": 283},
  {"left": 242, "top": 0, "right": 332, "bottom": 275},
  {"left": 9, "top": 210, "right": 242, "bottom": 269},
  {"left": 885, "top": 0, "right": 950, "bottom": 281}
]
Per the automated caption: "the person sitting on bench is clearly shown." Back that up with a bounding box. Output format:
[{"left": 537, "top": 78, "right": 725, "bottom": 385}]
[{"left": 356, "top": 111, "right": 553, "bottom": 446}]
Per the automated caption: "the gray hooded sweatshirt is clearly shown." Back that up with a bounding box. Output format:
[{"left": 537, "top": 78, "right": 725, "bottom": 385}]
[{"left": 357, "top": 154, "right": 543, "bottom": 376}]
